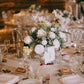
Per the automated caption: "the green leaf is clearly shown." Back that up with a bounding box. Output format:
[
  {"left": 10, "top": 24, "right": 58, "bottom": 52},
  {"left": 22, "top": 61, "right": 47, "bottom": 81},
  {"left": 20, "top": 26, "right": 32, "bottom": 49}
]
[{"left": 61, "top": 31, "right": 71, "bottom": 35}]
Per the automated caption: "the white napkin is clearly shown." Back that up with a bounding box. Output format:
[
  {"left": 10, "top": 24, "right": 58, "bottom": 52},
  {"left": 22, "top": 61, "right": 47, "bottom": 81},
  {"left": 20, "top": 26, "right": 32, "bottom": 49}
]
[
  {"left": 49, "top": 76, "right": 61, "bottom": 84},
  {"left": 60, "top": 74, "right": 84, "bottom": 84},
  {"left": 19, "top": 79, "right": 41, "bottom": 84},
  {"left": 64, "top": 42, "right": 76, "bottom": 48},
  {"left": 63, "top": 55, "right": 70, "bottom": 61},
  {"left": 0, "top": 73, "right": 19, "bottom": 84}
]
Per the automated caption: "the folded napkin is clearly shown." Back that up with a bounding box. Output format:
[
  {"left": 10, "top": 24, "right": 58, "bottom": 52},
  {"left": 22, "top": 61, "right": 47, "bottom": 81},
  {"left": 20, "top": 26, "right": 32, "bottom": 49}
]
[
  {"left": 0, "top": 73, "right": 19, "bottom": 84},
  {"left": 60, "top": 74, "right": 84, "bottom": 84},
  {"left": 64, "top": 42, "right": 76, "bottom": 48},
  {"left": 19, "top": 79, "right": 41, "bottom": 84},
  {"left": 77, "top": 24, "right": 84, "bottom": 28}
]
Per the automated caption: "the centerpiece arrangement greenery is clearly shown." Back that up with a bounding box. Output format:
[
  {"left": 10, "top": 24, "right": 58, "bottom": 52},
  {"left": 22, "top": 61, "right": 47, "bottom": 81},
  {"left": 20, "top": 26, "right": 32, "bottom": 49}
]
[
  {"left": 23, "top": 7, "right": 71, "bottom": 64},
  {"left": 23, "top": 22, "right": 66, "bottom": 64}
]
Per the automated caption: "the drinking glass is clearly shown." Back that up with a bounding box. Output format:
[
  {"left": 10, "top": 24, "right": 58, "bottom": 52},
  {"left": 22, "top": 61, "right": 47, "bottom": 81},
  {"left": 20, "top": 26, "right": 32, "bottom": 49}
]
[
  {"left": 0, "top": 48, "right": 3, "bottom": 71},
  {"left": 23, "top": 47, "right": 32, "bottom": 78},
  {"left": 4, "top": 40, "right": 10, "bottom": 53},
  {"left": 0, "top": 44, "right": 7, "bottom": 71},
  {"left": 0, "top": 44, "right": 7, "bottom": 56}
]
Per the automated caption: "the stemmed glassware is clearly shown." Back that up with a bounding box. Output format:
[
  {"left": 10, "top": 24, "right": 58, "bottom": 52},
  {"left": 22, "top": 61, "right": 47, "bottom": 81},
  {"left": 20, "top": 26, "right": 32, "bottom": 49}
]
[
  {"left": 0, "top": 48, "right": 3, "bottom": 71},
  {"left": 0, "top": 44, "right": 7, "bottom": 71},
  {"left": 0, "top": 44, "right": 7, "bottom": 56},
  {"left": 4, "top": 40, "right": 10, "bottom": 54},
  {"left": 23, "top": 47, "right": 32, "bottom": 78}
]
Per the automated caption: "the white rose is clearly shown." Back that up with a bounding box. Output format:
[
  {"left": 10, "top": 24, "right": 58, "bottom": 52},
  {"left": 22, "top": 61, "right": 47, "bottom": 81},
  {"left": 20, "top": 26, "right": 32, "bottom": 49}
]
[
  {"left": 42, "top": 40, "right": 47, "bottom": 45},
  {"left": 23, "top": 46, "right": 32, "bottom": 55},
  {"left": 59, "top": 32, "right": 66, "bottom": 41},
  {"left": 24, "top": 36, "right": 32, "bottom": 44},
  {"left": 45, "top": 21, "right": 51, "bottom": 26},
  {"left": 53, "top": 39, "right": 60, "bottom": 49},
  {"left": 35, "top": 45, "right": 44, "bottom": 55},
  {"left": 37, "top": 29, "right": 46, "bottom": 37},
  {"left": 31, "top": 27, "right": 36, "bottom": 32},
  {"left": 65, "top": 18, "right": 70, "bottom": 25},
  {"left": 38, "top": 17, "right": 45, "bottom": 22},
  {"left": 49, "top": 32, "right": 56, "bottom": 39},
  {"left": 51, "top": 27, "right": 55, "bottom": 32},
  {"left": 52, "top": 10, "right": 57, "bottom": 16},
  {"left": 63, "top": 10, "right": 68, "bottom": 14}
]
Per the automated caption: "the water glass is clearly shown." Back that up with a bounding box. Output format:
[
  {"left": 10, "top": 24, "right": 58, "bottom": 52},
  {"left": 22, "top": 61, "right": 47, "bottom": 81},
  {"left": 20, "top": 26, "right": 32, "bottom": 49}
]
[
  {"left": 4, "top": 40, "right": 10, "bottom": 53},
  {"left": 0, "top": 44, "right": 7, "bottom": 56},
  {"left": 0, "top": 44, "right": 7, "bottom": 71},
  {"left": 0, "top": 49, "right": 3, "bottom": 71}
]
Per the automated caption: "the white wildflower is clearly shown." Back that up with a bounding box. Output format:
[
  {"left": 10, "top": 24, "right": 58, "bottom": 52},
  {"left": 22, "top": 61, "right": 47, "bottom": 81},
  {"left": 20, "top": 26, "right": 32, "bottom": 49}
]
[
  {"left": 31, "top": 27, "right": 36, "bottom": 32},
  {"left": 51, "top": 27, "right": 55, "bottom": 32},
  {"left": 59, "top": 32, "right": 66, "bottom": 41},
  {"left": 24, "top": 36, "right": 32, "bottom": 44},
  {"left": 49, "top": 32, "right": 56, "bottom": 39},
  {"left": 45, "top": 21, "right": 51, "bottom": 26},
  {"left": 23, "top": 46, "right": 32, "bottom": 55},
  {"left": 42, "top": 40, "right": 47, "bottom": 45},
  {"left": 35, "top": 45, "right": 44, "bottom": 55},
  {"left": 37, "top": 29, "right": 46, "bottom": 37},
  {"left": 53, "top": 39, "right": 60, "bottom": 49}
]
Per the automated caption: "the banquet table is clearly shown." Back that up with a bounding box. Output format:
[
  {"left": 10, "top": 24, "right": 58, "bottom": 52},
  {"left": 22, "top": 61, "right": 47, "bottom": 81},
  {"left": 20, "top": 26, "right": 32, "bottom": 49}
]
[
  {"left": 1, "top": 4, "right": 84, "bottom": 84},
  {"left": 0, "top": 46, "right": 84, "bottom": 84}
]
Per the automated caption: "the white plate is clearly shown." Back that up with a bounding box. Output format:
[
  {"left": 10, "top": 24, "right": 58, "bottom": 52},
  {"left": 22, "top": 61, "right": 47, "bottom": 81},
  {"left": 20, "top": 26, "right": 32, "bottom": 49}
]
[
  {"left": 0, "top": 73, "right": 19, "bottom": 84},
  {"left": 19, "top": 79, "right": 41, "bottom": 84},
  {"left": 60, "top": 75, "right": 84, "bottom": 84}
]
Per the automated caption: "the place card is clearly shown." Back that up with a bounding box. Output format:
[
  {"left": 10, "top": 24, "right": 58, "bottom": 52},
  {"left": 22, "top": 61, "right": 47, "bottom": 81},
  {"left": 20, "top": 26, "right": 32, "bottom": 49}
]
[{"left": 60, "top": 68, "right": 72, "bottom": 74}]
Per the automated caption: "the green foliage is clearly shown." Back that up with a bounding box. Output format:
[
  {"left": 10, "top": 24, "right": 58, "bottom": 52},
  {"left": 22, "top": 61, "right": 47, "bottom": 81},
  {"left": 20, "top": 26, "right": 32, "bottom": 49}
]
[{"left": 26, "top": 24, "right": 66, "bottom": 50}]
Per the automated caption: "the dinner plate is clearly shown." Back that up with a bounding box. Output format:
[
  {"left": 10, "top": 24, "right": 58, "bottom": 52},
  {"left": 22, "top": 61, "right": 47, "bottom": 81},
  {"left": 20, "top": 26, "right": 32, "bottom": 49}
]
[
  {"left": 0, "top": 73, "right": 19, "bottom": 84},
  {"left": 19, "top": 79, "right": 41, "bottom": 84},
  {"left": 60, "top": 74, "right": 84, "bottom": 84}
]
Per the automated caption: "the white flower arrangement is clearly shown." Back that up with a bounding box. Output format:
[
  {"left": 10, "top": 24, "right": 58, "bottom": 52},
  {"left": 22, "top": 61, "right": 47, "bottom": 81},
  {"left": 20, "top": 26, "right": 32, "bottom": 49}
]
[
  {"left": 28, "top": 4, "right": 41, "bottom": 13},
  {"left": 63, "top": 10, "right": 71, "bottom": 18},
  {"left": 52, "top": 9, "right": 65, "bottom": 26},
  {"left": 37, "top": 17, "right": 51, "bottom": 27},
  {"left": 52, "top": 9, "right": 72, "bottom": 26},
  {"left": 24, "top": 23, "right": 65, "bottom": 55}
]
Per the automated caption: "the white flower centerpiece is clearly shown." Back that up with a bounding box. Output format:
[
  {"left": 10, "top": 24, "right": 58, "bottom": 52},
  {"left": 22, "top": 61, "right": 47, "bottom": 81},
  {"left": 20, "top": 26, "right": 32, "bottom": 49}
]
[
  {"left": 52, "top": 9, "right": 65, "bottom": 27},
  {"left": 24, "top": 23, "right": 65, "bottom": 64},
  {"left": 52, "top": 9, "right": 71, "bottom": 41},
  {"left": 52, "top": 9, "right": 72, "bottom": 26}
]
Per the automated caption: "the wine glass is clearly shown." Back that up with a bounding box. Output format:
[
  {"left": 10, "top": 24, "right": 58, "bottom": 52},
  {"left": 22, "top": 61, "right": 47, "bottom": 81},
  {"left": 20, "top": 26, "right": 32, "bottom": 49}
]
[
  {"left": 0, "top": 48, "right": 3, "bottom": 71},
  {"left": 0, "top": 44, "right": 7, "bottom": 56},
  {"left": 23, "top": 47, "right": 32, "bottom": 78},
  {"left": 4, "top": 40, "right": 10, "bottom": 53},
  {"left": 0, "top": 44, "right": 7, "bottom": 71}
]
